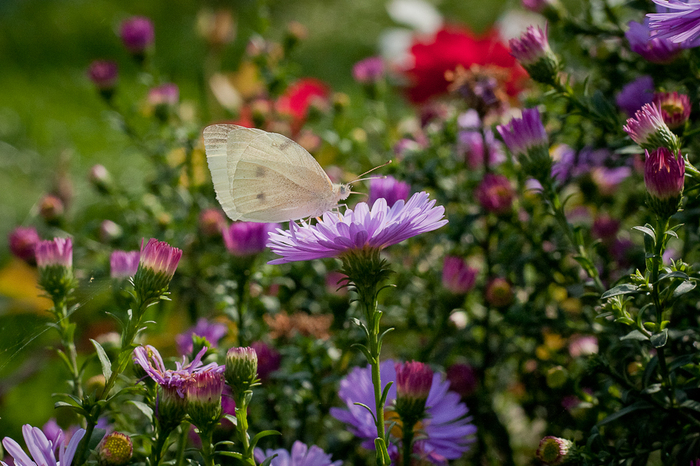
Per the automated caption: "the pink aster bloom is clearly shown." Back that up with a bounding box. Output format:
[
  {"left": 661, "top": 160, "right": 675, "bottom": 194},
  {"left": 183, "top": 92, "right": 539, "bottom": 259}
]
[
  {"left": 352, "top": 56, "right": 385, "bottom": 84},
  {"left": 87, "top": 60, "right": 118, "bottom": 90},
  {"left": 653, "top": 91, "right": 691, "bottom": 129},
  {"left": 509, "top": 24, "right": 552, "bottom": 66},
  {"left": 8, "top": 226, "right": 40, "bottom": 264},
  {"left": 2, "top": 424, "right": 86, "bottom": 466},
  {"left": 254, "top": 441, "right": 342, "bottom": 466},
  {"left": 497, "top": 107, "right": 549, "bottom": 159},
  {"left": 623, "top": 103, "right": 679, "bottom": 151},
  {"left": 267, "top": 192, "right": 447, "bottom": 264},
  {"left": 36, "top": 238, "right": 72, "bottom": 270},
  {"left": 648, "top": 0, "right": 700, "bottom": 46},
  {"left": 442, "top": 256, "right": 477, "bottom": 294},
  {"left": 120, "top": 16, "right": 155, "bottom": 53},
  {"left": 138, "top": 238, "right": 182, "bottom": 278},
  {"left": 330, "top": 360, "right": 476, "bottom": 463},
  {"left": 148, "top": 83, "right": 179, "bottom": 107},
  {"left": 645, "top": 147, "right": 685, "bottom": 200},
  {"left": 475, "top": 173, "right": 515, "bottom": 215}
]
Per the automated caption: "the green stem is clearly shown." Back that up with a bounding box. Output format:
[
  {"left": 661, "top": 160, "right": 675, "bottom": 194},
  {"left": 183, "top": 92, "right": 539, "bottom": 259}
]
[
  {"left": 651, "top": 217, "right": 672, "bottom": 392},
  {"left": 401, "top": 415, "right": 417, "bottom": 466},
  {"left": 199, "top": 428, "right": 216, "bottom": 466},
  {"left": 233, "top": 393, "right": 256, "bottom": 466},
  {"left": 175, "top": 423, "right": 188, "bottom": 466},
  {"left": 151, "top": 425, "right": 175, "bottom": 466},
  {"left": 54, "top": 298, "right": 83, "bottom": 399},
  {"left": 364, "top": 292, "right": 389, "bottom": 466}
]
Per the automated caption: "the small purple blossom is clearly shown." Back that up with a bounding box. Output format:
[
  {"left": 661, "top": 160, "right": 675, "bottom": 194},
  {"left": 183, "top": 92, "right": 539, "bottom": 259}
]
[
  {"left": 148, "top": 83, "right": 179, "bottom": 107},
  {"left": 8, "top": 227, "right": 40, "bottom": 264},
  {"left": 267, "top": 193, "right": 447, "bottom": 264},
  {"left": 330, "top": 360, "right": 476, "bottom": 462},
  {"left": 175, "top": 318, "right": 228, "bottom": 356},
  {"left": 648, "top": 0, "right": 700, "bottom": 46},
  {"left": 591, "top": 166, "right": 632, "bottom": 196},
  {"left": 352, "top": 56, "right": 385, "bottom": 84},
  {"left": 250, "top": 341, "right": 281, "bottom": 381},
  {"left": 132, "top": 345, "right": 224, "bottom": 397},
  {"left": 522, "top": 0, "right": 551, "bottom": 12},
  {"left": 368, "top": 176, "right": 411, "bottom": 207},
  {"left": 475, "top": 174, "right": 515, "bottom": 215},
  {"left": 254, "top": 441, "right": 342, "bottom": 466},
  {"left": 120, "top": 16, "right": 155, "bottom": 53},
  {"left": 591, "top": 215, "right": 620, "bottom": 241},
  {"left": 87, "top": 60, "right": 118, "bottom": 90},
  {"left": 497, "top": 108, "right": 549, "bottom": 159},
  {"left": 110, "top": 250, "right": 140, "bottom": 279},
  {"left": 615, "top": 75, "right": 654, "bottom": 117},
  {"left": 2, "top": 424, "right": 86, "bottom": 466},
  {"left": 626, "top": 19, "right": 681, "bottom": 63},
  {"left": 442, "top": 256, "right": 477, "bottom": 294},
  {"left": 36, "top": 238, "right": 72, "bottom": 270},
  {"left": 223, "top": 222, "right": 277, "bottom": 256}
]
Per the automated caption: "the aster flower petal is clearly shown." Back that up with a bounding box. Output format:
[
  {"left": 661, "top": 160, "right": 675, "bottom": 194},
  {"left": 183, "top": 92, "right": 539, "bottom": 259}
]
[
  {"left": 59, "top": 427, "right": 86, "bottom": 466},
  {"left": 267, "top": 192, "right": 447, "bottom": 264},
  {"left": 648, "top": 0, "right": 700, "bottom": 45},
  {"left": 254, "top": 440, "right": 341, "bottom": 466},
  {"left": 2, "top": 436, "right": 37, "bottom": 466}
]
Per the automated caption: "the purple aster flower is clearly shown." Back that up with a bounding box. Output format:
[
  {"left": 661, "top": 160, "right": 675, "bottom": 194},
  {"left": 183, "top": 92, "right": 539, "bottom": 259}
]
[
  {"left": 8, "top": 226, "right": 40, "bottom": 264},
  {"left": 137, "top": 238, "right": 182, "bottom": 279},
  {"left": 368, "top": 176, "right": 411, "bottom": 207},
  {"left": 615, "top": 75, "right": 655, "bottom": 117},
  {"left": 626, "top": 19, "right": 682, "bottom": 63},
  {"left": 509, "top": 25, "right": 559, "bottom": 85},
  {"left": 623, "top": 103, "right": 680, "bottom": 151},
  {"left": 132, "top": 345, "right": 224, "bottom": 397},
  {"left": 653, "top": 91, "right": 691, "bottom": 129},
  {"left": 330, "top": 359, "right": 476, "bottom": 463},
  {"left": 87, "top": 60, "right": 118, "bottom": 90},
  {"left": 254, "top": 440, "right": 342, "bottom": 466},
  {"left": 267, "top": 192, "right": 447, "bottom": 265},
  {"left": 648, "top": 0, "right": 700, "bottom": 46},
  {"left": 497, "top": 108, "right": 548, "bottom": 158},
  {"left": 352, "top": 56, "right": 385, "bottom": 84},
  {"left": 96, "top": 432, "right": 133, "bottom": 466},
  {"left": 442, "top": 256, "right": 477, "bottom": 294},
  {"left": 475, "top": 173, "right": 515, "bottom": 215},
  {"left": 120, "top": 16, "right": 155, "bottom": 53},
  {"left": 250, "top": 341, "right": 281, "bottom": 381},
  {"left": 110, "top": 250, "right": 140, "bottom": 279},
  {"left": 591, "top": 215, "right": 620, "bottom": 242},
  {"left": 184, "top": 371, "right": 224, "bottom": 429},
  {"left": 223, "top": 222, "right": 277, "bottom": 256},
  {"left": 36, "top": 238, "right": 72, "bottom": 270},
  {"left": 645, "top": 147, "right": 685, "bottom": 200},
  {"left": 176, "top": 318, "right": 228, "bottom": 356},
  {"left": 591, "top": 166, "right": 632, "bottom": 196},
  {"left": 1, "top": 424, "right": 86, "bottom": 466}
]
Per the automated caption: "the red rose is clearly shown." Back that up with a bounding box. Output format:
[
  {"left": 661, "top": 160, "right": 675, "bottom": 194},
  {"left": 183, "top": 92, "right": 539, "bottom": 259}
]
[{"left": 402, "top": 26, "right": 527, "bottom": 103}]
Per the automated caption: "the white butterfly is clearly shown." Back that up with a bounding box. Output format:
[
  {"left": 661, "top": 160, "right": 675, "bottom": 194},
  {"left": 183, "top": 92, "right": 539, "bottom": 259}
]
[{"left": 203, "top": 124, "right": 351, "bottom": 223}]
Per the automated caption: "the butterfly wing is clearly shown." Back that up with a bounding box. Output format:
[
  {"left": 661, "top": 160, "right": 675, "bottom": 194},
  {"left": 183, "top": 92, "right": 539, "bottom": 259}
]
[{"left": 203, "top": 124, "right": 336, "bottom": 222}]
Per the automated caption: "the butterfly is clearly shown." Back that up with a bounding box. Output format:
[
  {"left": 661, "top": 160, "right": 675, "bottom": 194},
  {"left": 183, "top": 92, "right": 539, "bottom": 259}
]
[{"left": 203, "top": 124, "right": 351, "bottom": 223}]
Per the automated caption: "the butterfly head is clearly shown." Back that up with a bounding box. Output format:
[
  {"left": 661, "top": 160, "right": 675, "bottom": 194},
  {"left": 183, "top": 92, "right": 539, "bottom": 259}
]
[{"left": 334, "top": 183, "right": 352, "bottom": 201}]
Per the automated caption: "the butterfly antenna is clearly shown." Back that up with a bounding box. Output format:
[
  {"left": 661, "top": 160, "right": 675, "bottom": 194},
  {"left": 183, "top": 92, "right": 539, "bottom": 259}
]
[{"left": 350, "top": 160, "right": 392, "bottom": 183}]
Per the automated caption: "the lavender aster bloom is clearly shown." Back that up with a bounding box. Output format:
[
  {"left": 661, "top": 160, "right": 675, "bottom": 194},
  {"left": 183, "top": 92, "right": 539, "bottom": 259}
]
[
  {"left": 626, "top": 19, "right": 681, "bottom": 63},
  {"left": 223, "top": 222, "right": 278, "bottom": 256},
  {"left": 267, "top": 192, "right": 447, "bottom": 264},
  {"left": 330, "top": 360, "right": 476, "bottom": 463},
  {"left": 110, "top": 250, "right": 140, "bottom": 279},
  {"left": 369, "top": 176, "right": 411, "bottom": 207},
  {"left": 616, "top": 75, "right": 655, "bottom": 117},
  {"left": 648, "top": 0, "right": 700, "bottom": 46},
  {"left": 2, "top": 424, "right": 86, "bottom": 466},
  {"left": 176, "top": 318, "right": 228, "bottom": 356},
  {"left": 254, "top": 441, "right": 342, "bottom": 466}
]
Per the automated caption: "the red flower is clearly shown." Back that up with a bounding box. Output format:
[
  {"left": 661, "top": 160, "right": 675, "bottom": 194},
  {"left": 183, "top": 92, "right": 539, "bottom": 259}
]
[
  {"left": 402, "top": 26, "right": 527, "bottom": 103},
  {"left": 276, "top": 78, "right": 329, "bottom": 132}
]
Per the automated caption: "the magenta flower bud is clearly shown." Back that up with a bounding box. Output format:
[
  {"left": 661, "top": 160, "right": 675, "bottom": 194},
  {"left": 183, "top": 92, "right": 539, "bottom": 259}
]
[
  {"left": 623, "top": 103, "right": 680, "bottom": 152},
  {"left": 96, "top": 432, "right": 133, "bottom": 466},
  {"left": 185, "top": 371, "right": 224, "bottom": 430},
  {"left": 89, "top": 164, "right": 113, "bottom": 193},
  {"left": 369, "top": 176, "right": 411, "bottom": 208},
  {"left": 536, "top": 436, "right": 574, "bottom": 465},
  {"left": 591, "top": 215, "right": 620, "bottom": 242},
  {"left": 87, "top": 60, "right": 118, "bottom": 90},
  {"left": 250, "top": 341, "right": 281, "bottom": 381},
  {"left": 644, "top": 147, "right": 685, "bottom": 217},
  {"left": 485, "top": 277, "right": 514, "bottom": 308},
  {"left": 8, "top": 226, "right": 40, "bottom": 264},
  {"left": 394, "top": 361, "right": 433, "bottom": 424},
  {"left": 509, "top": 25, "right": 559, "bottom": 85},
  {"left": 199, "top": 209, "right": 227, "bottom": 237},
  {"left": 222, "top": 222, "right": 276, "bottom": 256},
  {"left": 522, "top": 0, "right": 551, "bottom": 13},
  {"left": 653, "top": 91, "right": 691, "bottom": 130},
  {"left": 133, "top": 238, "right": 182, "bottom": 302},
  {"left": 475, "top": 174, "right": 514, "bottom": 215},
  {"left": 352, "top": 56, "right": 385, "bottom": 84},
  {"left": 120, "top": 16, "right": 155, "bottom": 54},
  {"left": 36, "top": 237, "right": 74, "bottom": 299},
  {"left": 446, "top": 363, "right": 478, "bottom": 398},
  {"left": 110, "top": 250, "right": 140, "bottom": 280},
  {"left": 39, "top": 194, "right": 64, "bottom": 223},
  {"left": 442, "top": 256, "right": 477, "bottom": 294},
  {"left": 497, "top": 108, "right": 551, "bottom": 183}
]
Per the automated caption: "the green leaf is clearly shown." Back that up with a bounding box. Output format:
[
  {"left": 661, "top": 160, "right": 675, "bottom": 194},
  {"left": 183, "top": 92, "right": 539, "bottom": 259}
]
[
  {"left": 88, "top": 428, "right": 107, "bottom": 450},
  {"left": 250, "top": 430, "right": 281, "bottom": 450},
  {"left": 632, "top": 225, "right": 655, "bottom": 242},
  {"left": 90, "top": 339, "right": 113, "bottom": 381},
  {"left": 350, "top": 343, "right": 373, "bottom": 363},
  {"left": 218, "top": 452, "right": 244, "bottom": 460},
  {"left": 650, "top": 329, "right": 669, "bottom": 348},
  {"left": 659, "top": 271, "right": 689, "bottom": 281},
  {"left": 681, "top": 400, "right": 700, "bottom": 413},
  {"left": 380, "top": 381, "right": 394, "bottom": 407},
  {"left": 597, "top": 401, "right": 653, "bottom": 426},
  {"left": 673, "top": 280, "right": 696, "bottom": 298},
  {"left": 620, "top": 330, "right": 649, "bottom": 341},
  {"left": 353, "top": 402, "right": 377, "bottom": 424},
  {"left": 127, "top": 400, "right": 153, "bottom": 421},
  {"left": 260, "top": 454, "right": 278, "bottom": 466},
  {"left": 374, "top": 437, "right": 391, "bottom": 466},
  {"left": 602, "top": 284, "right": 639, "bottom": 299},
  {"left": 222, "top": 414, "right": 237, "bottom": 427}
]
